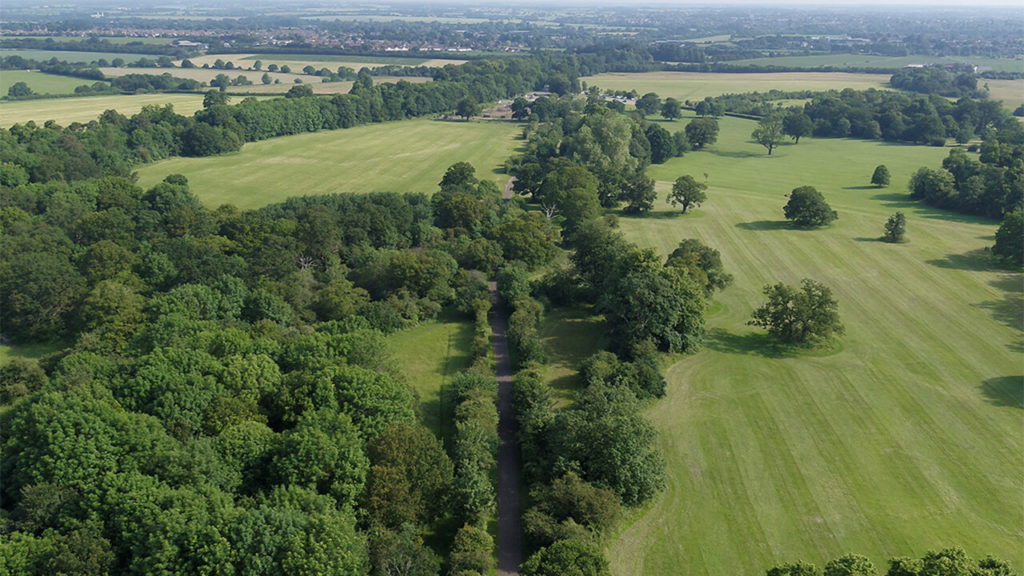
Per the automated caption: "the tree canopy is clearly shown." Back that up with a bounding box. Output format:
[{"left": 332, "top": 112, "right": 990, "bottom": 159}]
[
  {"left": 783, "top": 186, "right": 837, "bottom": 227},
  {"left": 748, "top": 278, "right": 844, "bottom": 345}
]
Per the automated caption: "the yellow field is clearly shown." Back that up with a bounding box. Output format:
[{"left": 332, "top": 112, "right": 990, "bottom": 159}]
[{"left": 0, "top": 93, "right": 208, "bottom": 127}]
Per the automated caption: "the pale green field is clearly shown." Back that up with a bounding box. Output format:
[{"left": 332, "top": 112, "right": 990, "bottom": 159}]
[
  {"left": 180, "top": 53, "right": 447, "bottom": 71},
  {"left": 0, "top": 342, "right": 63, "bottom": 365},
  {"left": 724, "top": 54, "right": 1024, "bottom": 74},
  {"left": 135, "top": 118, "right": 521, "bottom": 208},
  {"left": 607, "top": 112, "right": 1023, "bottom": 574},
  {"left": 387, "top": 315, "right": 474, "bottom": 436},
  {"left": 0, "top": 48, "right": 148, "bottom": 63},
  {"left": 983, "top": 79, "right": 1024, "bottom": 114},
  {"left": 3, "top": 36, "right": 174, "bottom": 45},
  {"left": 583, "top": 71, "right": 892, "bottom": 102},
  {"left": 0, "top": 93, "right": 207, "bottom": 127},
  {"left": 0, "top": 70, "right": 95, "bottom": 95}
]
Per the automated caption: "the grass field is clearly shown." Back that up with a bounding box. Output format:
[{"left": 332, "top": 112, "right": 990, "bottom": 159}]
[
  {"left": 0, "top": 48, "right": 148, "bottom": 63},
  {"left": 983, "top": 79, "right": 1024, "bottom": 114},
  {"left": 0, "top": 342, "right": 64, "bottom": 365},
  {"left": 0, "top": 93, "right": 207, "bottom": 127},
  {"left": 582, "top": 72, "right": 892, "bottom": 102},
  {"left": 603, "top": 111, "right": 1023, "bottom": 574},
  {"left": 135, "top": 118, "right": 521, "bottom": 208},
  {"left": 387, "top": 314, "right": 474, "bottom": 436},
  {"left": 4, "top": 36, "right": 174, "bottom": 45},
  {"left": 724, "top": 54, "right": 1024, "bottom": 74},
  {"left": 0, "top": 70, "right": 95, "bottom": 95},
  {"left": 180, "top": 53, "right": 450, "bottom": 71}
]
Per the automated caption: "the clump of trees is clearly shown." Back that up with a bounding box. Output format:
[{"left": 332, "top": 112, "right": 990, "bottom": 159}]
[
  {"left": 784, "top": 186, "right": 838, "bottom": 227},
  {"left": 765, "top": 546, "right": 1014, "bottom": 576},
  {"left": 748, "top": 278, "right": 844, "bottom": 345},
  {"left": 993, "top": 209, "right": 1022, "bottom": 266}
]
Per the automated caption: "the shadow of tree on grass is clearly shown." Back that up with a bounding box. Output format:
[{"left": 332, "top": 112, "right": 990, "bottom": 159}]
[
  {"left": 926, "top": 248, "right": 995, "bottom": 272},
  {"left": 980, "top": 376, "right": 1023, "bottom": 409},
  {"left": 735, "top": 220, "right": 790, "bottom": 231},
  {"left": 704, "top": 328, "right": 794, "bottom": 358}
]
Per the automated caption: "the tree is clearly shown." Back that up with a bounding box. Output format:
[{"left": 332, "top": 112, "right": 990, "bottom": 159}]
[
  {"left": 621, "top": 172, "right": 657, "bottom": 214},
  {"left": 993, "top": 210, "right": 1022, "bottom": 266},
  {"left": 871, "top": 165, "right": 891, "bottom": 187},
  {"left": 635, "top": 92, "right": 661, "bottom": 115},
  {"left": 783, "top": 112, "right": 813, "bottom": 144},
  {"left": 456, "top": 97, "right": 481, "bottom": 121},
  {"left": 644, "top": 123, "right": 677, "bottom": 164},
  {"left": 661, "top": 97, "right": 682, "bottom": 120},
  {"left": 520, "top": 539, "right": 610, "bottom": 576},
  {"left": 767, "top": 561, "right": 820, "bottom": 576},
  {"left": 665, "top": 238, "right": 733, "bottom": 296},
  {"left": 883, "top": 212, "right": 906, "bottom": 242},
  {"left": 748, "top": 278, "right": 844, "bottom": 344},
  {"left": 783, "top": 186, "right": 837, "bottom": 228},
  {"left": 667, "top": 175, "right": 708, "bottom": 214},
  {"left": 685, "top": 118, "right": 719, "bottom": 148},
  {"left": 511, "top": 96, "right": 530, "bottom": 120},
  {"left": 449, "top": 523, "right": 494, "bottom": 575},
  {"left": 203, "top": 90, "right": 229, "bottom": 108},
  {"left": 8, "top": 81, "right": 34, "bottom": 98},
  {"left": 753, "top": 113, "right": 786, "bottom": 155},
  {"left": 261, "top": 72, "right": 272, "bottom": 85}
]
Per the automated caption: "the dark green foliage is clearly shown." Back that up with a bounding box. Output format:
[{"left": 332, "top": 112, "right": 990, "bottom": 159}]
[
  {"left": 748, "top": 278, "right": 844, "bottom": 345},
  {"left": 520, "top": 538, "right": 611, "bottom": 576},
  {"left": 884, "top": 211, "right": 907, "bottom": 242},
  {"left": 753, "top": 112, "right": 786, "bottom": 155},
  {"left": 767, "top": 561, "right": 821, "bottom": 576},
  {"left": 661, "top": 97, "right": 682, "bottom": 120},
  {"left": 993, "top": 210, "right": 1022, "bottom": 266},
  {"left": 770, "top": 548, "right": 1013, "bottom": 576},
  {"left": 872, "top": 165, "right": 891, "bottom": 187},
  {"left": 784, "top": 186, "right": 838, "bottom": 227},
  {"left": 621, "top": 172, "right": 657, "bottom": 214},
  {"left": 665, "top": 238, "right": 733, "bottom": 296},
  {"left": 686, "top": 117, "right": 719, "bottom": 148},
  {"left": 7, "top": 81, "right": 33, "bottom": 98},
  {"left": 824, "top": 554, "right": 877, "bottom": 576},
  {"left": 0, "top": 358, "right": 49, "bottom": 403},
  {"left": 667, "top": 174, "right": 708, "bottom": 214},
  {"left": 365, "top": 424, "right": 453, "bottom": 527},
  {"left": 635, "top": 92, "right": 661, "bottom": 115},
  {"left": 367, "top": 523, "right": 440, "bottom": 576},
  {"left": 783, "top": 111, "right": 813, "bottom": 144},
  {"left": 578, "top": 348, "right": 666, "bottom": 400},
  {"left": 492, "top": 212, "right": 559, "bottom": 269},
  {"left": 456, "top": 97, "right": 481, "bottom": 120},
  {"left": 552, "top": 385, "right": 665, "bottom": 506}
]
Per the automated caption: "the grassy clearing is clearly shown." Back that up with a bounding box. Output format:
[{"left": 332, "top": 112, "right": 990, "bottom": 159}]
[
  {"left": 387, "top": 314, "right": 474, "bottom": 437},
  {"left": 724, "top": 54, "right": 1024, "bottom": 74},
  {"left": 538, "top": 307, "right": 606, "bottom": 407},
  {"left": 606, "top": 111, "right": 1023, "bottom": 574},
  {"left": 982, "top": 79, "right": 1024, "bottom": 114},
  {"left": 0, "top": 93, "right": 208, "bottom": 127},
  {"left": 135, "top": 117, "right": 521, "bottom": 209},
  {"left": 583, "top": 71, "right": 891, "bottom": 102},
  {"left": 0, "top": 342, "right": 64, "bottom": 365},
  {"left": 0, "top": 48, "right": 147, "bottom": 63},
  {"left": 0, "top": 70, "right": 95, "bottom": 95}
]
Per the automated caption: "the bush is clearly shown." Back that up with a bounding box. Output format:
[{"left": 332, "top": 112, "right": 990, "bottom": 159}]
[{"left": 883, "top": 212, "right": 906, "bottom": 242}]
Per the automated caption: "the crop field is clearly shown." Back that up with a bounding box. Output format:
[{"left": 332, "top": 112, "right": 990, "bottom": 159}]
[
  {"left": 0, "top": 93, "right": 208, "bottom": 127},
  {"left": 388, "top": 315, "right": 474, "bottom": 436},
  {"left": 0, "top": 48, "right": 148, "bottom": 63},
  {"left": 723, "top": 54, "right": 1024, "bottom": 74},
  {"left": 0, "top": 70, "right": 95, "bottom": 95},
  {"left": 602, "top": 112, "right": 1022, "bottom": 574},
  {"left": 134, "top": 117, "right": 521, "bottom": 208},
  {"left": 582, "top": 71, "right": 892, "bottom": 102}
]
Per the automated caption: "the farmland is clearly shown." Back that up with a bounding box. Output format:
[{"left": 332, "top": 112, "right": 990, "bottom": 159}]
[
  {"left": 582, "top": 71, "right": 892, "bottom": 102},
  {"left": 601, "top": 112, "right": 1022, "bottom": 574},
  {"left": 0, "top": 48, "right": 148, "bottom": 63},
  {"left": 723, "top": 54, "right": 1024, "bottom": 74},
  {"left": 0, "top": 69, "right": 95, "bottom": 95},
  {"left": 134, "top": 118, "right": 521, "bottom": 208},
  {"left": 0, "top": 93, "right": 208, "bottom": 127}
]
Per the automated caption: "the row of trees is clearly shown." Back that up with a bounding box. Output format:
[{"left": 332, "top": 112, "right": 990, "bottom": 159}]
[{"left": 765, "top": 547, "right": 1014, "bottom": 576}]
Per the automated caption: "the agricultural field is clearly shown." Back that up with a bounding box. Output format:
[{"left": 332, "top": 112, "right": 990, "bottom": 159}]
[
  {"left": 3, "top": 35, "right": 175, "bottom": 45},
  {"left": 724, "top": 54, "right": 1024, "bottom": 74},
  {"left": 0, "top": 92, "right": 208, "bottom": 127},
  {"left": 178, "top": 53, "right": 454, "bottom": 70},
  {"left": 583, "top": 71, "right": 892, "bottom": 102},
  {"left": 600, "top": 111, "right": 1022, "bottom": 574},
  {"left": 134, "top": 117, "right": 521, "bottom": 208},
  {"left": 982, "top": 78, "right": 1024, "bottom": 114},
  {"left": 387, "top": 315, "right": 474, "bottom": 436},
  {"left": 99, "top": 65, "right": 431, "bottom": 94},
  {"left": 0, "top": 69, "right": 95, "bottom": 95},
  {"left": 0, "top": 48, "right": 147, "bottom": 63}
]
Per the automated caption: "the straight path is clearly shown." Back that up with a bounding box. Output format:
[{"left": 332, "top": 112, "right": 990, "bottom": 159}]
[{"left": 493, "top": 174, "right": 521, "bottom": 575}]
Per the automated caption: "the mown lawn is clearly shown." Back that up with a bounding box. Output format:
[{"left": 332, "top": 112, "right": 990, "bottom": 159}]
[
  {"left": 607, "top": 111, "right": 1023, "bottom": 574},
  {"left": 387, "top": 314, "right": 474, "bottom": 437},
  {"left": 0, "top": 92, "right": 208, "bottom": 127},
  {"left": 135, "top": 117, "right": 522, "bottom": 208},
  {"left": 582, "top": 71, "right": 891, "bottom": 102}
]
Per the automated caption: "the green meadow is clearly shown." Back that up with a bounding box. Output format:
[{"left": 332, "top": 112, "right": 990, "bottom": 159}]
[
  {"left": 0, "top": 70, "right": 94, "bottom": 95},
  {"left": 135, "top": 118, "right": 521, "bottom": 208},
  {"left": 0, "top": 48, "right": 147, "bottom": 63},
  {"left": 582, "top": 71, "right": 891, "bottom": 102},
  {"left": 0, "top": 93, "right": 207, "bottom": 127},
  {"left": 387, "top": 314, "right": 474, "bottom": 437},
  {"left": 603, "top": 112, "right": 1022, "bottom": 574}
]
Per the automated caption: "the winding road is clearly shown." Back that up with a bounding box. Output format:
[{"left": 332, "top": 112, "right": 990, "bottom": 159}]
[{"left": 493, "top": 176, "right": 522, "bottom": 575}]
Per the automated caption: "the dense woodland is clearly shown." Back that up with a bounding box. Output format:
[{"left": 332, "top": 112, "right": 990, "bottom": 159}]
[{"left": 1, "top": 19, "right": 1021, "bottom": 574}]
